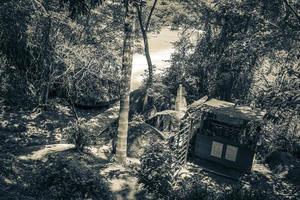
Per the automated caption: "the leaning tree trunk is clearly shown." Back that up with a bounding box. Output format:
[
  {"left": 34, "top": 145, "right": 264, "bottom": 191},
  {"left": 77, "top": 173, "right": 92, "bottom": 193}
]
[
  {"left": 136, "top": 0, "right": 158, "bottom": 111},
  {"left": 115, "top": 1, "right": 136, "bottom": 163},
  {"left": 137, "top": 8, "right": 153, "bottom": 111},
  {"left": 139, "top": 16, "right": 153, "bottom": 88}
]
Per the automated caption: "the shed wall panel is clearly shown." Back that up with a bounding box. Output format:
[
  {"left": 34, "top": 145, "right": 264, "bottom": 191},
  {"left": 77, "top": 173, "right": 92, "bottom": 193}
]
[{"left": 193, "top": 134, "right": 254, "bottom": 172}]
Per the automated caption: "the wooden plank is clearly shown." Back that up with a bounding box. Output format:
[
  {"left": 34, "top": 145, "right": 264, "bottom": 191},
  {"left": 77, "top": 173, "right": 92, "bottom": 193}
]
[
  {"left": 177, "top": 140, "right": 188, "bottom": 148},
  {"left": 181, "top": 117, "right": 190, "bottom": 123},
  {"left": 180, "top": 138, "right": 188, "bottom": 144},
  {"left": 182, "top": 140, "right": 188, "bottom": 145},
  {"left": 179, "top": 150, "right": 186, "bottom": 158},
  {"left": 178, "top": 153, "right": 186, "bottom": 161},
  {"left": 178, "top": 130, "right": 190, "bottom": 137},
  {"left": 177, "top": 147, "right": 186, "bottom": 154},
  {"left": 178, "top": 159, "right": 185, "bottom": 165},
  {"left": 183, "top": 119, "right": 193, "bottom": 165},
  {"left": 177, "top": 139, "right": 188, "bottom": 146},
  {"left": 178, "top": 145, "right": 187, "bottom": 153},
  {"left": 178, "top": 141, "right": 188, "bottom": 151},
  {"left": 178, "top": 126, "right": 189, "bottom": 134}
]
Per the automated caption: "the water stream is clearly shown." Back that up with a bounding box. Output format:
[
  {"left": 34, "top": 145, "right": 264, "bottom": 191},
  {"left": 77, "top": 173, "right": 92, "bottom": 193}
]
[{"left": 131, "top": 27, "right": 180, "bottom": 90}]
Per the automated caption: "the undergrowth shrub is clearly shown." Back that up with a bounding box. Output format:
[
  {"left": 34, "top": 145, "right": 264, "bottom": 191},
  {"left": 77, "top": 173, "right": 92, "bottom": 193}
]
[
  {"left": 27, "top": 154, "right": 112, "bottom": 200},
  {"left": 257, "top": 116, "right": 300, "bottom": 160},
  {"left": 174, "top": 175, "right": 213, "bottom": 200},
  {"left": 217, "top": 185, "right": 277, "bottom": 200},
  {"left": 66, "top": 121, "right": 95, "bottom": 151},
  {"left": 138, "top": 142, "right": 175, "bottom": 199}
]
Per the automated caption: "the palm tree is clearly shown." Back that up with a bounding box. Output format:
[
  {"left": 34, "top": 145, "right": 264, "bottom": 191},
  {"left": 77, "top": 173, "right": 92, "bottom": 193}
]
[{"left": 115, "top": 0, "right": 136, "bottom": 163}]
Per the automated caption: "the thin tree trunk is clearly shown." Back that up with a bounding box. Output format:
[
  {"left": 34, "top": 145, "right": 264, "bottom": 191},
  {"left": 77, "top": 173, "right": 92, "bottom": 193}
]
[
  {"left": 283, "top": 0, "right": 300, "bottom": 23},
  {"left": 115, "top": 0, "right": 136, "bottom": 163},
  {"left": 137, "top": 6, "right": 153, "bottom": 88},
  {"left": 41, "top": 0, "right": 52, "bottom": 105},
  {"left": 137, "top": 0, "right": 158, "bottom": 89},
  {"left": 136, "top": 0, "right": 158, "bottom": 111}
]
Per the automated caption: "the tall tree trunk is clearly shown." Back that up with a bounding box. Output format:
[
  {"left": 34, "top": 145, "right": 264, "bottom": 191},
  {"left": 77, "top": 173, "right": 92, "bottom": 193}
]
[{"left": 115, "top": 0, "right": 136, "bottom": 163}]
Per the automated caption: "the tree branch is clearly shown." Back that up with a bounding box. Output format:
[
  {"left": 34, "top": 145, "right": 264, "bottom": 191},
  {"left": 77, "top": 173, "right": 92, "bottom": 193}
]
[
  {"left": 283, "top": 0, "right": 300, "bottom": 23},
  {"left": 137, "top": 5, "right": 146, "bottom": 33}
]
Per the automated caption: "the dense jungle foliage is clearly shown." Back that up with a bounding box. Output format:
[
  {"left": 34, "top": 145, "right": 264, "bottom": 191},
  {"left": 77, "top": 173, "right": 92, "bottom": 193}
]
[{"left": 0, "top": 0, "right": 299, "bottom": 199}]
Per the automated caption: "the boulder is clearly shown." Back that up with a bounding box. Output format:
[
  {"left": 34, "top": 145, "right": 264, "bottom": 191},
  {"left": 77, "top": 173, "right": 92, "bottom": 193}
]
[
  {"left": 126, "top": 122, "right": 166, "bottom": 158},
  {"left": 82, "top": 102, "right": 120, "bottom": 135},
  {"left": 265, "top": 150, "right": 300, "bottom": 184},
  {"left": 110, "top": 121, "right": 166, "bottom": 158},
  {"left": 265, "top": 151, "right": 300, "bottom": 171}
]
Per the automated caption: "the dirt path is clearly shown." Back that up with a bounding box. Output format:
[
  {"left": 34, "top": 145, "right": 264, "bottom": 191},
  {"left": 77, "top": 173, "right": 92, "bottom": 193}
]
[
  {"left": 100, "top": 161, "right": 142, "bottom": 200},
  {"left": 13, "top": 143, "right": 145, "bottom": 200},
  {"left": 18, "top": 144, "right": 75, "bottom": 161}
]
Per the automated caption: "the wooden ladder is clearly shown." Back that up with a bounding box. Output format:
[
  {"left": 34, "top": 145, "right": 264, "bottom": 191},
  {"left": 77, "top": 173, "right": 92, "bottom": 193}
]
[
  {"left": 171, "top": 116, "right": 193, "bottom": 184},
  {"left": 170, "top": 97, "right": 208, "bottom": 187},
  {"left": 170, "top": 112, "right": 205, "bottom": 187},
  {"left": 175, "top": 117, "right": 192, "bottom": 165}
]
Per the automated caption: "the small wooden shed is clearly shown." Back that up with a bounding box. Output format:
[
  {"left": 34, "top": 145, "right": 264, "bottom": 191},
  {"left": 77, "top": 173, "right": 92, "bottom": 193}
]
[{"left": 189, "top": 99, "right": 265, "bottom": 172}]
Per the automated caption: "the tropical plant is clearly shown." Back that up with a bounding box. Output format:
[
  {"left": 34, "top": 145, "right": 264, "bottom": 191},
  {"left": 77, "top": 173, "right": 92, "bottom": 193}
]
[
  {"left": 27, "top": 154, "right": 113, "bottom": 200},
  {"left": 138, "top": 142, "right": 175, "bottom": 199}
]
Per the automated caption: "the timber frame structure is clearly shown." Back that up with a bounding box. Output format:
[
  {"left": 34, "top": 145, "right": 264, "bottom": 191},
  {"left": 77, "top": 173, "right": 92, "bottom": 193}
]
[{"left": 171, "top": 97, "right": 265, "bottom": 179}]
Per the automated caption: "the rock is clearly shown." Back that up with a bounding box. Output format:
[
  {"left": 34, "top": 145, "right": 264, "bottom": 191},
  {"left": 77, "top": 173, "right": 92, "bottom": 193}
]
[
  {"left": 126, "top": 122, "right": 166, "bottom": 158},
  {"left": 265, "top": 150, "right": 300, "bottom": 184},
  {"left": 81, "top": 102, "right": 120, "bottom": 136},
  {"left": 265, "top": 151, "right": 300, "bottom": 171}
]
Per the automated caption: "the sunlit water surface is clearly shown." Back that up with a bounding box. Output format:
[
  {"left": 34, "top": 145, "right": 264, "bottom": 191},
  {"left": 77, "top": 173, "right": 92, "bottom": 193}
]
[{"left": 131, "top": 28, "right": 179, "bottom": 90}]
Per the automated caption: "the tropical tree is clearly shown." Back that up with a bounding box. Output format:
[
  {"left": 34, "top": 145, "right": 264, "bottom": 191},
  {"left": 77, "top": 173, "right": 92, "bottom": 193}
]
[
  {"left": 164, "top": 0, "right": 300, "bottom": 102},
  {"left": 136, "top": 0, "right": 158, "bottom": 89},
  {"left": 58, "top": 0, "right": 140, "bottom": 163},
  {"left": 0, "top": 0, "right": 122, "bottom": 107},
  {"left": 115, "top": 0, "right": 137, "bottom": 163},
  {"left": 0, "top": 0, "right": 140, "bottom": 163}
]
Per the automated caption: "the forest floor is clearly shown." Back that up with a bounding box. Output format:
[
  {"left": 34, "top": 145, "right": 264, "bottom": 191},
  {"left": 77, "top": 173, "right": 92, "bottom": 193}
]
[
  {"left": 0, "top": 100, "right": 299, "bottom": 199},
  {"left": 0, "top": 99, "right": 148, "bottom": 199}
]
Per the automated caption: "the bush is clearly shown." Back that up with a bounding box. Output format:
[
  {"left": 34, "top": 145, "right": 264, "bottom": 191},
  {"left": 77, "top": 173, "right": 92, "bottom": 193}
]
[
  {"left": 174, "top": 175, "right": 213, "bottom": 200},
  {"left": 218, "top": 185, "right": 277, "bottom": 200},
  {"left": 27, "top": 154, "right": 113, "bottom": 200},
  {"left": 66, "top": 121, "right": 95, "bottom": 151},
  {"left": 138, "top": 142, "right": 175, "bottom": 199},
  {"left": 257, "top": 116, "right": 300, "bottom": 160}
]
